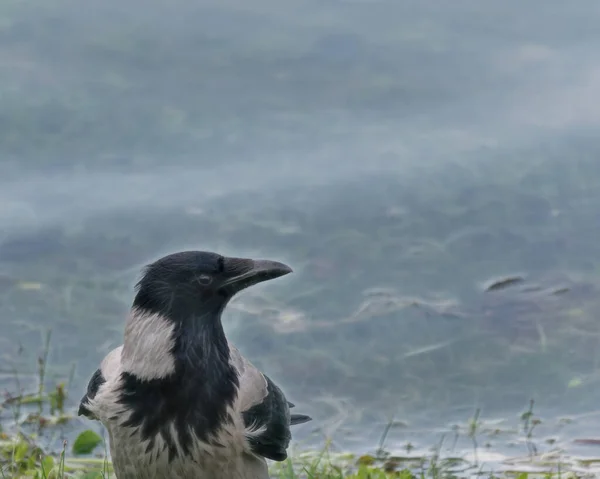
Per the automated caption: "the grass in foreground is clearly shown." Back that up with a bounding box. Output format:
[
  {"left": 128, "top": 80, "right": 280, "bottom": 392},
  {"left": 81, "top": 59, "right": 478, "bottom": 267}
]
[
  {"left": 0, "top": 334, "right": 595, "bottom": 478},
  {"left": 0, "top": 428, "right": 589, "bottom": 479},
  {"left": 0, "top": 387, "right": 590, "bottom": 479}
]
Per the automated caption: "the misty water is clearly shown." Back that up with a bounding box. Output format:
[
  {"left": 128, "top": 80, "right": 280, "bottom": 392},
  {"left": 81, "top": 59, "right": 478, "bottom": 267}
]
[{"left": 2, "top": 0, "right": 600, "bottom": 472}]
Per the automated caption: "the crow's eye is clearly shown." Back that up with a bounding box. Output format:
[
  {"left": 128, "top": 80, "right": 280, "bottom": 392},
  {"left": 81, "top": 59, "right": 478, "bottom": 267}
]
[{"left": 196, "top": 274, "right": 213, "bottom": 286}]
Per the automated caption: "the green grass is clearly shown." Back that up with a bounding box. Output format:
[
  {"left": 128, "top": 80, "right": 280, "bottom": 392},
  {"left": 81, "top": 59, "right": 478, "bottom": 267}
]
[{"left": 0, "top": 430, "right": 583, "bottom": 479}]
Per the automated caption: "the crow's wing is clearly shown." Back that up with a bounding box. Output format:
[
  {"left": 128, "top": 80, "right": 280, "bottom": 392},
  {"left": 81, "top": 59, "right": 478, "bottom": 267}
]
[
  {"left": 229, "top": 345, "right": 311, "bottom": 462},
  {"left": 78, "top": 346, "right": 122, "bottom": 419},
  {"left": 78, "top": 368, "right": 105, "bottom": 418}
]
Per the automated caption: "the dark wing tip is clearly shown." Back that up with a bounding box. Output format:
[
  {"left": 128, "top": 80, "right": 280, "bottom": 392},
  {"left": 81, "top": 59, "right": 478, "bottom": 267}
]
[
  {"left": 269, "top": 451, "right": 288, "bottom": 462},
  {"left": 290, "top": 414, "right": 312, "bottom": 426},
  {"left": 78, "top": 368, "right": 105, "bottom": 420},
  {"left": 77, "top": 401, "right": 94, "bottom": 419}
]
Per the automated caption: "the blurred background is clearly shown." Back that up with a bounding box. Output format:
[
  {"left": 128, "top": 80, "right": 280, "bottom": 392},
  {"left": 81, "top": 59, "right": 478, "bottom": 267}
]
[{"left": 2, "top": 0, "right": 600, "bottom": 461}]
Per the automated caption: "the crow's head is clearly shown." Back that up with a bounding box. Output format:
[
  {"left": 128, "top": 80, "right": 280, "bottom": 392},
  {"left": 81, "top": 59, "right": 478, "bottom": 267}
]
[{"left": 132, "top": 251, "right": 292, "bottom": 321}]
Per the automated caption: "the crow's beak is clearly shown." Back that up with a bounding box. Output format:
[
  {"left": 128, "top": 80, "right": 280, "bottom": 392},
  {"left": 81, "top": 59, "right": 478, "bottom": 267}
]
[{"left": 220, "top": 257, "right": 292, "bottom": 293}]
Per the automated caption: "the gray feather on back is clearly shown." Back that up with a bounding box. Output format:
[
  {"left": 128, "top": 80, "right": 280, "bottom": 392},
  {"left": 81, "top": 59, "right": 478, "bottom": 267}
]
[{"left": 229, "top": 345, "right": 268, "bottom": 413}]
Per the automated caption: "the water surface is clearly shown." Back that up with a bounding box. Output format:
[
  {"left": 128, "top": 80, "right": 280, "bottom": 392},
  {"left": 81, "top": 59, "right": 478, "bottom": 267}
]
[{"left": 2, "top": 0, "right": 600, "bottom": 465}]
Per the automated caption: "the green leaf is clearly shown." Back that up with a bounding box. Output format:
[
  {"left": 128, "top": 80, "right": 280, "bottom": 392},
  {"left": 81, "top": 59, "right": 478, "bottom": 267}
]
[
  {"left": 14, "top": 441, "right": 29, "bottom": 462},
  {"left": 72, "top": 429, "right": 103, "bottom": 455},
  {"left": 41, "top": 455, "right": 55, "bottom": 474},
  {"left": 398, "top": 470, "right": 416, "bottom": 479}
]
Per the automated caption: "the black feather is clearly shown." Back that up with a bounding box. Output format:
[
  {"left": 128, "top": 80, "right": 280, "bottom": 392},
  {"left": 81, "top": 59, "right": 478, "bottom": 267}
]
[
  {"left": 78, "top": 368, "right": 105, "bottom": 418},
  {"left": 242, "top": 375, "right": 311, "bottom": 462},
  {"left": 290, "top": 414, "right": 312, "bottom": 425},
  {"left": 116, "top": 318, "right": 239, "bottom": 462}
]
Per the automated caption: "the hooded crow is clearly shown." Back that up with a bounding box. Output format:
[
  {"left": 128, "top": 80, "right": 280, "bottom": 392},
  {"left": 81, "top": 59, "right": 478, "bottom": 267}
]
[{"left": 78, "top": 251, "right": 311, "bottom": 479}]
